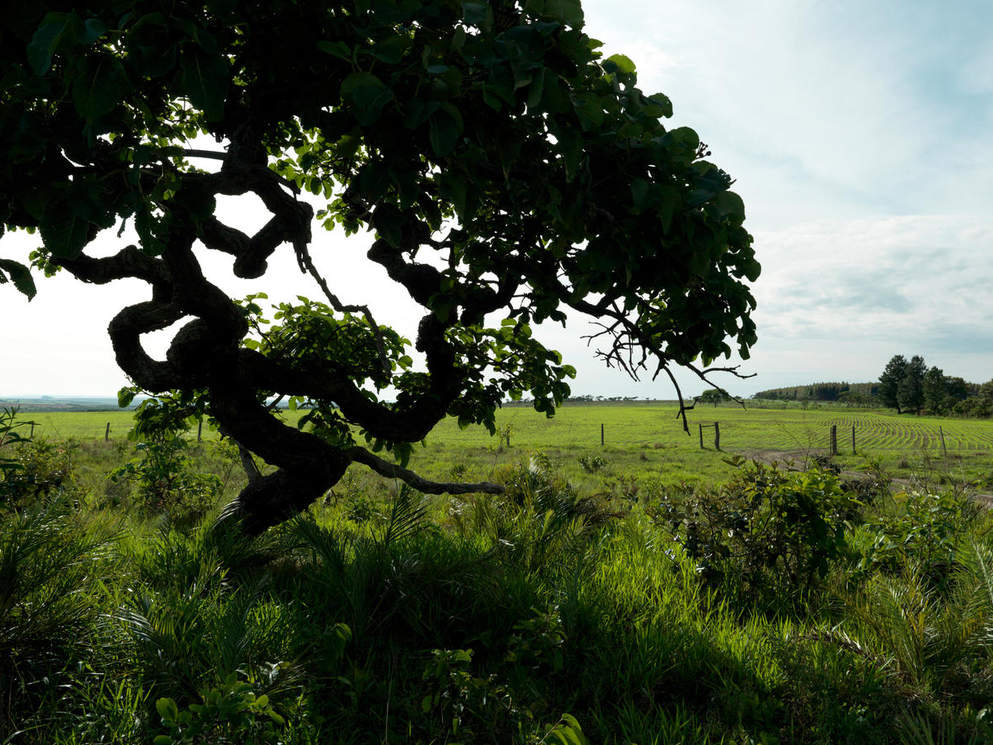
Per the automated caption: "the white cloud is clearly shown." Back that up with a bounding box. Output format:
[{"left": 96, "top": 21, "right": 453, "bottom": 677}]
[{"left": 747, "top": 215, "right": 993, "bottom": 385}]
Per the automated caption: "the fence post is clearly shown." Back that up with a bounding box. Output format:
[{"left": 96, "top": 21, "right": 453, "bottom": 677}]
[
  {"left": 699, "top": 423, "right": 704, "bottom": 449},
  {"left": 939, "top": 426, "right": 948, "bottom": 458},
  {"left": 197, "top": 418, "right": 203, "bottom": 443},
  {"left": 830, "top": 424, "right": 837, "bottom": 456},
  {"left": 29, "top": 421, "right": 35, "bottom": 439},
  {"left": 105, "top": 422, "right": 111, "bottom": 441},
  {"left": 600, "top": 423, "right": 604, "bottom": 447},
  {"left": 714, "top": 422, "right": 720, "bottom": 451},
  {"left": 851, "top": 424, "right": 856, "bottom": 455}
]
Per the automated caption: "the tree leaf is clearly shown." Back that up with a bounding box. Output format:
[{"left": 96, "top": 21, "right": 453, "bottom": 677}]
[
  {"left": 117, "top": 386, "right": 138, "bottom": 408},
  {"left": 713, "top": 190, "right": 745, "bottom": 223},
  {"left": 340, "top": 72, "right": 393, "bottom": 126},
  {"left": 428, "top": 108, "right": 460, "bottom": 156},
  {"left": 317, "top": 40, "right": 351, "bottom": 60},
  {"left": 462, "top": 1, "right": 493, "bottom": 30},
  {"left": 80, "top": 18, "right": 108, "bottom": 44},
  {"left": 571, "top": 93, "right": 603, "bottom": 131},
  {"left": 438, "top": 171, "right": 467, "bottom": 219},
  {"left": 604, "top": 53, "right": 636, "bottom": 76},
  {"left": 661, "top": 126, "right": 699, "bottom": 165},
  {"left": 646, "top": 92, "right": 673, "bottom": 118},
  {"left": 39, "top": 199, "right": 91, "bottom": 259},
  {"left": 126, "top": 12, "right": 177, "bottom": 78},
  {"left": 180, "top": 46, "right": 229, "bottom": 121},
  {"left": 543, "top": 0, "right": 584, "bottom": 27},
  {"left": 630, "top": 178, "right": 651, "bottom": 213},
  {"left": 27, "top": 12, "right": 73, "bottom": 75},
  {"left": 372, "top": 35, "right": 411, "bottom": 64},
  {"left": 0, "top": 259, "right": 37, "bottom": 299},
  {"left": 72, "top": 55, "right": 129, "bottom": 122}
]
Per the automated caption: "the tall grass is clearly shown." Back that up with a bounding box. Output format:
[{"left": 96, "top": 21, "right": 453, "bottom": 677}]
[{"left": 4, "top": 423, "right": 993, "bottom": 742}]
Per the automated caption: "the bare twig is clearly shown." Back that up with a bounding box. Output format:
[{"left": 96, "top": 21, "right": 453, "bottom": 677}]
[{"left": 653, "top": 362, "right": 693, "bottom": 434}]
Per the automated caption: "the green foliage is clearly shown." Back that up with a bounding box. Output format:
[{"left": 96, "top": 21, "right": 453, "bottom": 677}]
[
  {"left": 111, "top": 399, "right": 221, "bottom": 525},
  {"left": 0, "top": 436, "right": 79, "bottom": 511},
  {"left": 876, "top": 355, "right": 991, "bottom": 417},
  {"left": 898, "top": 355, "right": 928, "bottom": 415},
  {"left": 10, "top": 414, "right": 993, "bottom": 742},
  {"left": 154, "top": 676, "right": 291, "bottom": 745},
  {"left": 753, "top": 381, "right": 880, "bottom": 404},
  {"left": 660, "top": 463, "right": 859, "bottom": 607},
  {"left": 576, "top": 453, "right": 605, "bottom": 473},
  {"left": 858, "top": 489, "right": 980, "bottom": 588},
  {"left": 696, "top": 388, "right": 731, "bottom": 406},
  {"left": 880, "top": 355, "right": 909, "bottom": 412}
]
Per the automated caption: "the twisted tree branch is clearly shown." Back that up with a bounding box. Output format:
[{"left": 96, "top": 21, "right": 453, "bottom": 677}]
[{"left": 347, "top": 446, "right": 504, "bottom": 495}]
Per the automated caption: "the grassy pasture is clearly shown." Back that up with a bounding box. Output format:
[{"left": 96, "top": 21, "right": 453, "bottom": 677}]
[
  {"left": 7, "top": 405, "right": 993, "bottom": 743},
  {"left": 22, "top": 402, "right": 993, "bottom": 492}
]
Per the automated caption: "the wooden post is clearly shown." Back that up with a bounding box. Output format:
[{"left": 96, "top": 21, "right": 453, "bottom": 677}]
[
  {"left": 830, "top": 424, "right": 837, "bottom": 456},
  {"left": 105, "top": 422, "right": 111, "bottom": 441},
  {"left": 29, "top": 421, "right": 35, "bottom": 439},
  {"left": 713, "top": 421, "right": 720, "bottom": 451},
  {"left": 600, "top": 423, "right": 604, "bottom": 447},
  {"left": 939, "top": 426, "right": 947, "bottom": 458},
  {"left": 699, "top": 423, "right": 704, "bottom": 449},
  {"left": 851, "top": 425, "right": 856, "bottom": 455},
  {"left": 197, "top": 418, "right": 203, "bottom": 443}
]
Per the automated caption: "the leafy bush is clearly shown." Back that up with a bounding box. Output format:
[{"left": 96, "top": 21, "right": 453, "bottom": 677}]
[
  {"left": 858, "top": 489, "right": 980, "bottom": 588},
  {"left": 154, "top": 674, "right": 300, "bottom": 745},
  {"left": 0, "top": 437, "right": 80, "bottom": 511},
  {"left": 111, "top": 401, "right": 222, "bottom": 526},
  {"left": 1, "top": 409, "right": 81, "bottom": 512},
  {"left": 659, "top": 463, "right": 858, "bottom": 607}
]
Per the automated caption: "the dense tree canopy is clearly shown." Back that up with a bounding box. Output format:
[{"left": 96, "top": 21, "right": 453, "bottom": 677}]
[
  {"left": 0, "top": 0, "right": 759, "bottom": 531},
  {"left": 879, "top": 355, "right": 908, "bottom": 413}
]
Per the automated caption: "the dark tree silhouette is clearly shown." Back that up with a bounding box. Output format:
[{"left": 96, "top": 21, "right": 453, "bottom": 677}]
[{"left": 1, "top": 1, "right": 759, "bottom": 531}]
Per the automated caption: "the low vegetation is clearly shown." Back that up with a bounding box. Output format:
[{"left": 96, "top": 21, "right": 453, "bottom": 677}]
[{"left": 3, "top": 407, "right": 993, "bottom": 743}]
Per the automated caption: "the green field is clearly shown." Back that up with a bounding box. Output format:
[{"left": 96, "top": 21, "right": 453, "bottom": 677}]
[
  {"left": 7, "top": 402, "right": 993, "bottom": 743},
  {"left": 21, "top": 403, "right": 993, "bottom": 493}
]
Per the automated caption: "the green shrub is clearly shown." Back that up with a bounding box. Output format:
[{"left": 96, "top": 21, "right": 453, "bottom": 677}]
[
  {"left": 154, "top": 672, "right": 310, "bottom": 745},
  {"left": 0, "top": 407, "right": 80, "bottom": 511},
  {"left": 659, "top": 463, "right": 858, "bottom": 608},
  {"left": 111, "top": 432, "right": 221, "bottom": 527},
  {"left": 858, "top": 489, "right": 981, "bottom": 588}
]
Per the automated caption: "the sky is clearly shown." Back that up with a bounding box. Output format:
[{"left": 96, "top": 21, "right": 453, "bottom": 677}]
[{"left": 2, "top": 0, "right": 992, "bottom": 399}]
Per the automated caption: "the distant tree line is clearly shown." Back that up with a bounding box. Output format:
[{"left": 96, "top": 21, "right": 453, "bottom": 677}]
[
  {"left": 879, "top": 355, "right": 993, "bottom": 416},
  {"left": 753, "top": 364, "right": 993, "bottom": 418},
  {"left": 752, "top": 382, "right": 879, "bottom": 406}
]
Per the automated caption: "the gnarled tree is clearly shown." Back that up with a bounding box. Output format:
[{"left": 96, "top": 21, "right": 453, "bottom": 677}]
[{"left": 1, "top": 0, "right": 759, "bottom": 532}]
